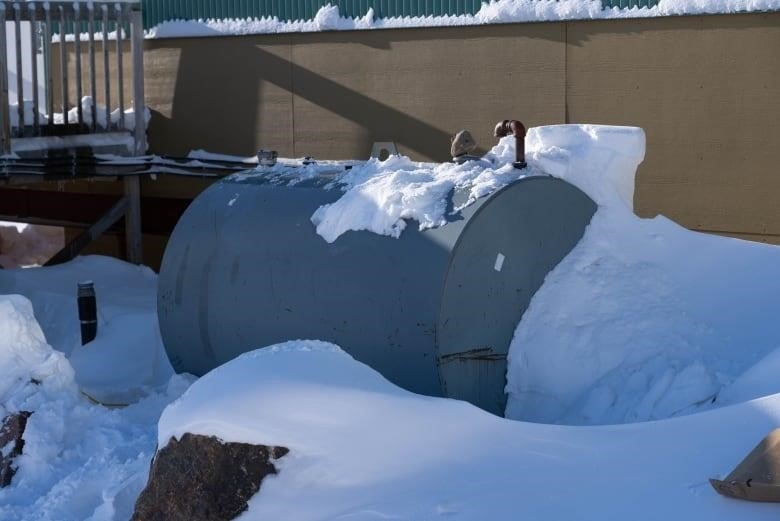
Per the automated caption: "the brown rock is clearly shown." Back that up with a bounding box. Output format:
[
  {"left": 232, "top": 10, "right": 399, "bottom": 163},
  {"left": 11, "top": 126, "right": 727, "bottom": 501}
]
[
  {"left": 451, "top": 129, "right": 477, "bottom": 158},
  {"left": 0, "top": 411, "right": 31, "bottom": 488},
  {"left": 132, "top": 433, "right": 289, "bottom": 521}
]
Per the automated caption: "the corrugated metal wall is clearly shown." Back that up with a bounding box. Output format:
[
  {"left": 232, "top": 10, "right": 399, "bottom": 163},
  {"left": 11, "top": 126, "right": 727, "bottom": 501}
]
[{"left": 140, "top": 0, "right": 659, "bottom": 28}]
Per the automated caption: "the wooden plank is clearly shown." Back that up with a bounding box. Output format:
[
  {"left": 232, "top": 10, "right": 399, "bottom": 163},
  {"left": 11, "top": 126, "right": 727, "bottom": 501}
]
[{"left": 0, "top": 188, "right": 189, "bottom": 235}]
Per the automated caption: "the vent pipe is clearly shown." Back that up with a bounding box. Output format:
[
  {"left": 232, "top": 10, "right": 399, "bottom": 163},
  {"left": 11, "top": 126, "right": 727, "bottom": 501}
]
[{"left": 494, "top": 120, "right": 527, "bottom": 169}]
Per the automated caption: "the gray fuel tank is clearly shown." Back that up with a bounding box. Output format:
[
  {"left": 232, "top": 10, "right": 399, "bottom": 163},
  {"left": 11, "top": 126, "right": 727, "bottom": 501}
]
[{"left": 158, "top": 170, "right": 596, "bottom": 415}]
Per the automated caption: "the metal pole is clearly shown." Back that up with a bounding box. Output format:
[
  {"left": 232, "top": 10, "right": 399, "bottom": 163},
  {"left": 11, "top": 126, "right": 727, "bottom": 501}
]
[
  {"left": 101, "top": 4, "right": 109, "bottom": 130},
  {"left": 77, "top": 281, "right": 97, "bottom": 345},
  {"left": 58, "top": 4, "right": 68, "bottom": 125},
  {"left": 43, "top": 2, "right": 53, "bottom": 126},
  {"left": 74, "top": 2, "right": 83, "bottom": 126},
  {"left": 14, "top": 3, "right": 24, "bottom": 135},
  {"left": 29, "top": 2, "right": 39, "bottom": 136},
  {"left": 115, "top": 2, "right": 124, "bottom": 130},
  {"left": 0, "top": 4, "right": 11, "bottom": 154},
  {"left": 87, "top": 1, "right": 96, "bottom": 131}
]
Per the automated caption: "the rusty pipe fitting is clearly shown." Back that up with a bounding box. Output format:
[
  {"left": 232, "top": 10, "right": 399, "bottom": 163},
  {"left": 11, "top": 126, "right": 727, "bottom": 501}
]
[{"left": 494, "top": 119, "right": 527, "bottom": 169}]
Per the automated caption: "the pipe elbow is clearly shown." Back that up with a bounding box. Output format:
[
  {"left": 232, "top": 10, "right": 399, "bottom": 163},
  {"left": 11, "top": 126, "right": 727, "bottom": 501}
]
[
  {"left": 493, "top": 119, "right": 526, "bottom": 139},
  {"left": 493, "top": 119, "right": 527, "bottom": 169}
]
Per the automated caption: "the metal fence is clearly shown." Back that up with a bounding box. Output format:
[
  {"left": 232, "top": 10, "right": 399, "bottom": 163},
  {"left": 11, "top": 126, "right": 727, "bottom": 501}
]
[
  {"left": 0, "top": 0, "right": 145, "bottom": 157},
  {"left": 139, "top": 0, "right": 660, "bottom": 28}
]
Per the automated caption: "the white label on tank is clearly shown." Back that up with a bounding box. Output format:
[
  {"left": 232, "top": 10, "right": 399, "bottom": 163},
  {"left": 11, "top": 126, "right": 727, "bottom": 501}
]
[{"left": 494, "top": 253, "right": 506, "bottom": 272}]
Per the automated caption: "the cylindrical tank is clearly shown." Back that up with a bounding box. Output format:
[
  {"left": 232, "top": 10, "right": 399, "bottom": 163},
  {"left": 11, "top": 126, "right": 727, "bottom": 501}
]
[{"left": 158, "top": 169, "right": 596, "bottom": 415}]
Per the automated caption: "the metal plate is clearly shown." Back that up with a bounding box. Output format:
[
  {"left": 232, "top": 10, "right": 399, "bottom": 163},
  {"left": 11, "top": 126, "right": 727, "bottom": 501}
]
[{"left": 436, "top": 176, "right": 597, "bottom": 415}]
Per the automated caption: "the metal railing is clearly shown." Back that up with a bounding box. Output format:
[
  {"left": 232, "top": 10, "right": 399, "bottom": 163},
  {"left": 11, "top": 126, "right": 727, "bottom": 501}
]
[{"left": 0, "top": 0, "right": 145, "bottom": 156}]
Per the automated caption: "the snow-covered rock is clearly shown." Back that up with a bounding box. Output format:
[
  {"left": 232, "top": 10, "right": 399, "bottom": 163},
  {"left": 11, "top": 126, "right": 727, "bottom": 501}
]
[
  {"left": 0, "top": 412, "right": 30, "bottom": 488},
  {"left": 132, "top": 434, "right": 288, "bottom": 521}
]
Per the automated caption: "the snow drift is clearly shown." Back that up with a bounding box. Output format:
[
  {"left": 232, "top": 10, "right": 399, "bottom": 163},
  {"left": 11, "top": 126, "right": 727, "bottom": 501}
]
[
  {"left": 0, "top": 292, "right": 190, "bottom": 521},
  {"left": 505, "top": 125, "right": 780, "bottom": 425},
  {"left": 159, "top": 341, "right": 780, "bottom": 520},
  {"left": 0, "top": 256, "right": 174, "bottom": 403}
]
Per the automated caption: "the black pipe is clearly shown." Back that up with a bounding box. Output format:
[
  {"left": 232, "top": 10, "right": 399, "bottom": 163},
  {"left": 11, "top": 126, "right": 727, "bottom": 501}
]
[{"left": 77, "top": 281, "right": 97, "bottom": 345}]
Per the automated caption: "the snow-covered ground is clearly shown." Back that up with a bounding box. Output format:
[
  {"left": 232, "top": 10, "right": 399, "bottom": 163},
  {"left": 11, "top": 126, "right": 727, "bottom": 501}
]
[
  {"left": 1, "top": 123, "right": 780, "bottom": 519},
  {"left": 0, "top": 261, "right": 189, "bottom": 521},
  {"left": 0, "top": 256, "right": 174, "bottom": 403},
  {"left": 146, "top": 0, "right": 780, "bottom": 39},
  {"left": 160, "top": 341, "right": 780, "bottom": 520}
]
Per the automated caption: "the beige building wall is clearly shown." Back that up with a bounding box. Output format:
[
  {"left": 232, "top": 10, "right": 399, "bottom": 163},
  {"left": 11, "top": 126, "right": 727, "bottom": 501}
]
[
  {"left": 44, "top": 11, "right": 780, "bottom": 268},
  {"left": 566, "top": 13, "right": 780, "bottom": 242},
  {"left": 141, "top": 23, "right": 566, "bottom": 162}
]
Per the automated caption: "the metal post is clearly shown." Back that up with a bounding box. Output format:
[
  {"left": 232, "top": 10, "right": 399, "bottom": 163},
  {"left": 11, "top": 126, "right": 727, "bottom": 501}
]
[
  {"left": 101, "top": 4, "right": 109, "bottom": 130},
  {"left": 14, "top": 3, "right": 24, "bottom": 135},
  {"left": 74, "top": 2, "right": 83, "bottom": 126},
  {"left": 87, "top": 1, "right": 96, "bottom": 131},
  {"left": 29, "top": 2, "right": 39, "bottom": 136},
  {"left": 58, "top": 4, "right": 68, "bottom": 124},
  {"left": 115, "top": 2, "right": 124, "bottom": 130},
  {"left": 0, "top": 4, "right": 10, "bottom": 154},
  {"left": 77, "top": 281, "right": 97, "bottom": 345}
]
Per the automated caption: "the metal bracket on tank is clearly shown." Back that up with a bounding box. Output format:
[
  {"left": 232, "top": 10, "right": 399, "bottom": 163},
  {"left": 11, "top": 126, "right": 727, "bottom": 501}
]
[{"left": 438, "top": 347, "right": 507, "bottom": 364}]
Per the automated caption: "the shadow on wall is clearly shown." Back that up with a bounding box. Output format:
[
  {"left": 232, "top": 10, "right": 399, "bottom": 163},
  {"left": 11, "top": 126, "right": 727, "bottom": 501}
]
[
  {"left": 145, "top": 22, "right": 573, "bottom": 160},
  {"left": 153, "top": 38, "right": 466, "bottom": 160}
]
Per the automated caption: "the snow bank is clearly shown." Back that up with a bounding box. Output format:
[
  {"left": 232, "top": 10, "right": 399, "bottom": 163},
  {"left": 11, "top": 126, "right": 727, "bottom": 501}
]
[
  {"left": 69, "top": 311, "right": 175, "bottom": 405},
  {"left": 0, "top": 295, "right": 74, "bottom": 408},
  {"left": 146, "top": 0, "right": 780, "bottom": 39},
  {"left": 159, "top": 341, "right": 780, "bottom": 520},
  {"left": 0, "top": 293, "right": 192, "bottom": 521},
  {"left": 505, "top": 125, "right": 780, "bottom": 425},
  {"left": 525, "top": 123, "right": 645, "bottom": 209},
  {"left": 0, "top": 256, "right": 173, "bottom": 403}
]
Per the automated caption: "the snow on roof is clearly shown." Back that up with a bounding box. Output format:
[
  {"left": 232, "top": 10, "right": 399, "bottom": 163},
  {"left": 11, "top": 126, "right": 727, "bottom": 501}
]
[{"left": 146, "top": 0, "right": 780, "bottom": 39}]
